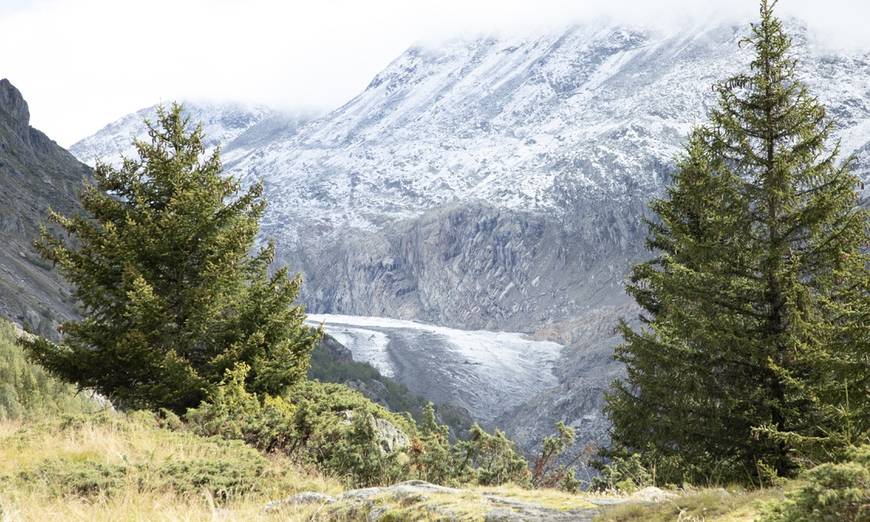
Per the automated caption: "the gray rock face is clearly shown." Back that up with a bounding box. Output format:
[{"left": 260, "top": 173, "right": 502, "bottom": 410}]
[
  {"left": 371, "top": 417, "right": 411, "bottom": 454},
  {"left": 263, "top": 491, "right": 336, "bottom": 513},
  {"left": 299, "top": 201, "right": 647, "bottom": 334},
  {"left": 338, "top": 410, "right": 410, "bottom": 454},
  {"left": 0, "top": 79, "right": 31, "bottom": 142},
  {"left": 0, "top": 79, "right": 91, "bottom": 338}
]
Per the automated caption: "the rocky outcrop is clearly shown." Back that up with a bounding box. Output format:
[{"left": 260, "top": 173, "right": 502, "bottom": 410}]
[
  {"left": 337, "top": 410, "right": 410, "bottom": 454},
  {"left": 264, "top": 480, "right": 687, "bottom": 521},
  {"left": 0, "top": 79, "right": 91, "bottom": 338},
  {"left": 266, "top": 481, "right": 604, "bottom": 521}
]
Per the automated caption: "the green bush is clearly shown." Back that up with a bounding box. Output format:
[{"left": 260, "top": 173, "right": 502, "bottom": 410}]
[
  {"left": 321, "top": 410, "right": 410, "bottom": 487},
  {"left": 184, "top": 363, "right": 297, "bottom": 452},
  {"left": 454, "top": 424, "right": 531, "bottom": 486},
  {"left": 186, "top": 367, "right": 535, "bottom": 488},
  {"left": 408, "top": 403, "right": 456, "bottom": 485},
  {"left": 761, "top": 445, "right": 870, "bottom": 522},
  {"left": 186, "top": 365, "right": 414, "bottom": 487},
  {"left": 591, "top": 453, "right": 655, "bottom": 492},
  {"left": 19, "top": 458, "right": 128, "bottom": 497},
  {"left": 157, "top": 456, "right": 268, "bottom": 499},
  {"left": 531, "top": 421, "right": 581, "bottom": 493},
  {"left": 0, "top": 320, "right": 95, "bottom": 420}
]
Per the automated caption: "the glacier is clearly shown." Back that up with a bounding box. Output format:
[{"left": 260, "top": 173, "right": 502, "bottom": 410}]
[{"left": 306, "top": 314, "right": 563, "bottom": 424}]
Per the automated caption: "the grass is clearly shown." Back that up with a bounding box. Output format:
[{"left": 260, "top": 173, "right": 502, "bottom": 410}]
[
  {"left": 0, "top": 412, "right": 342, "bottom": 522},
  {"left": 593, "top": 486, "right": 787, "bottom": 522},
  {"left": 0, "top": 411, "right": 798, "bottom": 521},
  {"left": 0, "top": 489, "right": 326, "bottom": 522},
  {"left": 0, "top": 410, "right": 600, "bottom": 521}
]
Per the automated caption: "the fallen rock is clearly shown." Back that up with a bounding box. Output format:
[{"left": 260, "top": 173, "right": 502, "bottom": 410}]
[
  {"left": 631, "top": 486, "right": 678, "bottom": 503},
  {"left": 263, "top": 491, "right": 336, "bottom": 513}
]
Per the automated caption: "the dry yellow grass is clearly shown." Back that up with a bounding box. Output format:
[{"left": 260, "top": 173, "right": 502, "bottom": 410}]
[
  {"left": 0, "top": 489, "right": 330, "bottom": 522},
  {"left": 0, "top": 414, "right": 790, "bottom": 522},
  {"left": 592, "top": 487, "right": 783, "bottom": 522},
  {"left": 0, "top": 413, "right": 342, "bottom": 522}
]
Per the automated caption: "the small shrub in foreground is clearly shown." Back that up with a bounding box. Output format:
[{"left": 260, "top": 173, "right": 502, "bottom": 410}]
[
  {"left": 186, "top": 368, "right": 540, "bottom": 488},
  {"left": 18, "top": 459, "right": 128, "bottom": 497},
  {"left": 761, "top": 445, "right": 870, "bottom": 522},
  {"left": 186, "top": 365, "right": 415, "bottom": 487}
]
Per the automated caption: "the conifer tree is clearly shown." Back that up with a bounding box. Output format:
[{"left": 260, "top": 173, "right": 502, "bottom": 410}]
[
  {"left": 606, "top": 0, "right": 869, "bottom": 484},
  {"left": 23, "top": 105, "right": 321, "bottom": 413}
]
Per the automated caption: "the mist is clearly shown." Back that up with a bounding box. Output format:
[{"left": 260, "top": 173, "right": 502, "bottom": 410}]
[{"left": 1, "top": 0, "right": 867, "bottom": 146}]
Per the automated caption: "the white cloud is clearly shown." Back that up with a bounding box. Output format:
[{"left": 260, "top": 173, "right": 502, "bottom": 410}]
[{"left": 1, "top": 0, "right": 868, "bottom": 146}]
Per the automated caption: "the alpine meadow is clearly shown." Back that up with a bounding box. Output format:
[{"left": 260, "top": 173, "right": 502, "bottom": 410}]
[{"left": 0, "top": 0, "right": 867, "bottom": 520}]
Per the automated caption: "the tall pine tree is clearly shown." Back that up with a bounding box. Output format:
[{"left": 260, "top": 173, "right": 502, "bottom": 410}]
[
  {"left": 23, "top": 105, "right": 321, "bottom": 413},
  {"left": 606, "top": 0, "right": 868, "bottom": 485}
]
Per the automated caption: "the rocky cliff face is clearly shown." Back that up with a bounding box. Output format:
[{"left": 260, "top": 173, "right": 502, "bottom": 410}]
[{"left": 0, "top": 79, "right": 91, "bottom": 337}]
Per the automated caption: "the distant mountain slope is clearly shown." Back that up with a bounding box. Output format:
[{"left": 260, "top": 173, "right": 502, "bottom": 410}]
[
  {"left": 0, "top": 79, "right": 91, "bottom": 337},
  {"left": 70, "top": 20, "right": 870, "bottom": 453},
  {"left": 73, "top": 21, "right": 870, "bottom": 334},
  {"left": 71, "top": 102, "right": 316, "bottom": 171}
]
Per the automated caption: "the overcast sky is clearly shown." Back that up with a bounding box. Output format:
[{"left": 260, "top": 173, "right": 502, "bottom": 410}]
[{"left": 1, "top": 0, "right": 868, "bottom": 146}]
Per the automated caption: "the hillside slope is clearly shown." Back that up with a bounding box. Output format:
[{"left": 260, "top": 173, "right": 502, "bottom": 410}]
[{"left": 0, "top": 79, "right": 91, "bottom": 337}]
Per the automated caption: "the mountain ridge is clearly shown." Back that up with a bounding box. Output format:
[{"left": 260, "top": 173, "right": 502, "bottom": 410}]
[{"left": 68, "top": 20, "right": 870, "bottom": 453}]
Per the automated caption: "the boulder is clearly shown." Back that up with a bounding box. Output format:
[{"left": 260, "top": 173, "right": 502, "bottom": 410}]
[{"left": 263, "top": 491, "right": 336, "bottom": 513}]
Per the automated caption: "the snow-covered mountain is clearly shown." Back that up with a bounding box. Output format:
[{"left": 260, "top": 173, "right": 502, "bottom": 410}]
[
  {"left": 71, "top": 102, "right": 316, "bottom": 170},
  {"left": 72, "top": 22, "right": 870, "bottom": 323},
  {"left": 71, "top": 20, "right": 870, "bottom": 453}
]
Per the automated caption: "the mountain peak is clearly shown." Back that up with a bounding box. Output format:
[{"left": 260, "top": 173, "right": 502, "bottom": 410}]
[{"left": 0, "top": 79, "right": 31, "bottom": 129}]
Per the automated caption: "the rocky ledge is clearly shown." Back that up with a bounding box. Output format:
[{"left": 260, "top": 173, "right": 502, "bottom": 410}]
[{"left": 265, "top": 480, "right": 678, "bottom": 521}]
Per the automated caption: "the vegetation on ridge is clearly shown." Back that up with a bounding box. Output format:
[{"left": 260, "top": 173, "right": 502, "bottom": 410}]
[{"left": 0, "top": 320, "right": 95, "bottom": 420}]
